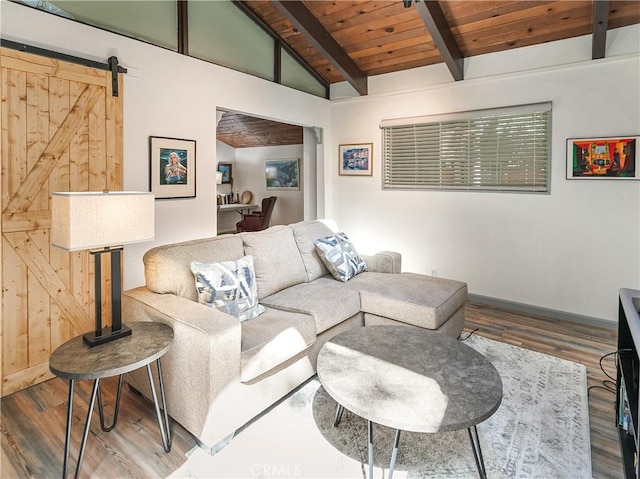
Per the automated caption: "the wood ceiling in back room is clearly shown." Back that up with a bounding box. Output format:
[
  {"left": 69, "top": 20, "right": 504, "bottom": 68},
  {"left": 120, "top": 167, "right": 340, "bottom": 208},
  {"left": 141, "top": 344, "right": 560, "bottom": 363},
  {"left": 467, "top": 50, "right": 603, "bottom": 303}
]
[
  {"left": 217, "top": 111, "right": 303, "bottom": 148},
  {"left": 216, "top": 111, "right": 303, "bottom": 148}
]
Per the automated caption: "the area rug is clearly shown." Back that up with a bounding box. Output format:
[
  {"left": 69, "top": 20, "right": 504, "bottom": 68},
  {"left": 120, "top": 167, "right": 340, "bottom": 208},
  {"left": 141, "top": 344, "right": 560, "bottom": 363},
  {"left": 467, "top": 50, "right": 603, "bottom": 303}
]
[{"left": 169, "top": 334, "right": 591, "bottom": 479}]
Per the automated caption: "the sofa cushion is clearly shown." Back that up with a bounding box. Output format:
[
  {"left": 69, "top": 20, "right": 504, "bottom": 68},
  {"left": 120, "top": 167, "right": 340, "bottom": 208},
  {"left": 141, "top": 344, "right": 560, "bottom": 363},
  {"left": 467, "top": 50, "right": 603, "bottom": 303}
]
[
  {"left": 191, "top": 255, "right": 265, "bottom": 321},
  {"left": 314, "top": 232, "right": 367, "bottom": 282},
  {"left": 240, "top": 307, "right": 316, "bottom": 382},
  {"left": 144, "top": 235, "right": 245, "bottom": 302},
  {"left": 345, "top": 272, "right": 467, "bottom": 330},
  {"left": 241, "top": 227, "right": 308, "bottom": 299},
  {"left": 291, "top": 220, "right": 335, "bottom": 282},
  {"left": 260, "top": 276, "right": 362, "bottom": 334}
]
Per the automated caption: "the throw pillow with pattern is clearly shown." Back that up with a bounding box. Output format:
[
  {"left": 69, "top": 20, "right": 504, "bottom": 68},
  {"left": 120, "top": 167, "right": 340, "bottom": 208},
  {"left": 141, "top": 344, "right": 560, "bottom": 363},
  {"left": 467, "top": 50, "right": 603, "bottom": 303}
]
[
  {"left": 314, "top": 232, "right": 367, "bottom": 282},
  {"left": 191, "top": 255, "right": 265, "bottom": 321}
]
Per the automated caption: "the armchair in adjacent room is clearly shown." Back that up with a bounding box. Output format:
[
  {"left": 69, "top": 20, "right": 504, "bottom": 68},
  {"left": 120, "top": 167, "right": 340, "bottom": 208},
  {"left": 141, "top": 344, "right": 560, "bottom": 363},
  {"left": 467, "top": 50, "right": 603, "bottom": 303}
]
[{"left": 236, "top": 196, "right": 277, "bottom": 232}]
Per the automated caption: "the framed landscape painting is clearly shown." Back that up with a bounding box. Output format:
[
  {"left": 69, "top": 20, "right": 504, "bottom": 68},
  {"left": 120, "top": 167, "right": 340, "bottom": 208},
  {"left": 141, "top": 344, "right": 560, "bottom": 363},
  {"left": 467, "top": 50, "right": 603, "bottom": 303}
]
[
  {"left": 567, "top": 136, "right": 639, "bottom": 179},
  {"left": 266, "top": 159, "right": 299, "bottom": 190},
  {"left": 149, "top": 136, "right": 196, "bottom": 198},
  {"left": 339, "top": 143, "right": 373, "bottom": 176}
]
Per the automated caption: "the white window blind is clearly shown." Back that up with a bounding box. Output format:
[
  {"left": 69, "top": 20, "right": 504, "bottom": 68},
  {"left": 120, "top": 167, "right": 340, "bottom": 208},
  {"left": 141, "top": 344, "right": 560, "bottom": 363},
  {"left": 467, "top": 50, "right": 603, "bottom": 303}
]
[{"left": 381, "top": 103, "right": 551, "bottom": 192}]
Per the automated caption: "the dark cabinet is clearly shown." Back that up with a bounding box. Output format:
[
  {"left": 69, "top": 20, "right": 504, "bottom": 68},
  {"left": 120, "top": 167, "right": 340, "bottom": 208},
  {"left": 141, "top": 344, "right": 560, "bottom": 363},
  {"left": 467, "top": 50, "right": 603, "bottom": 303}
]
[{"left": 617, "top": 288, "right": 640, "bottom": 478}]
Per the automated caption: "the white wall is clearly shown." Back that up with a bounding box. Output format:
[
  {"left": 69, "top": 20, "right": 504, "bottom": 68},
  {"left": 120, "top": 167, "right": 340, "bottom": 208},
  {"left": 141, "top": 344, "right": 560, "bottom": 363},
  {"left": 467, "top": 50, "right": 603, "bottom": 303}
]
[
  {"left": 1, "top": 0, "right": 331, "bottom": 289},
  {"left": 328, "top": 28, "right": 640, "bottom": 324},
  {"left": 217, "top": 142, "right": 304, "bottom": 232}
]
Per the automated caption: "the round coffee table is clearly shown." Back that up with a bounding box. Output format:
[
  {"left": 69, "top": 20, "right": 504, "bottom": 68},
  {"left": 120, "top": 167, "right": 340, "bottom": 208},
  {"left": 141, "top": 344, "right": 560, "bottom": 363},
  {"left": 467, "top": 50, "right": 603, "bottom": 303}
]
[{"left": 317, "top": 325, "right": 502, "bottom": 479}]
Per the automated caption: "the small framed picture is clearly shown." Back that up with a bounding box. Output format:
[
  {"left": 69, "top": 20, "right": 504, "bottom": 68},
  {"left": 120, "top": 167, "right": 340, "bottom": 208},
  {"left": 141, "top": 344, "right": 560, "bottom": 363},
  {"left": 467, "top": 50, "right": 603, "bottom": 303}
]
[
  {"left": 217, "top": 163, "right": 232, "bottom": 184},
  {"left": 339, "top": 143, "right": 373, "bottom": 176},
  {"left": 266, "top": 159, "right": 300, "bottom": 190},
  {"left": 566, "top": 136, "right": 639, "bottom": 180},
  {"left": 149, "top": 136, "right": 196, "bottom": 199}
]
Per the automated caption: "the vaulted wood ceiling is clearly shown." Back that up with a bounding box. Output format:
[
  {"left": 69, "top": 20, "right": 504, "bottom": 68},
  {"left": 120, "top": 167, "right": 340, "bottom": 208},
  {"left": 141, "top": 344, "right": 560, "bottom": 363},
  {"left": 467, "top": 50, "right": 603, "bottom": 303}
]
[
  {"left": 243, "top": 0, "right": 640, "bottom": 94},
  {"left": 220, "top": 0, "right": 640, "bottom": 147}
]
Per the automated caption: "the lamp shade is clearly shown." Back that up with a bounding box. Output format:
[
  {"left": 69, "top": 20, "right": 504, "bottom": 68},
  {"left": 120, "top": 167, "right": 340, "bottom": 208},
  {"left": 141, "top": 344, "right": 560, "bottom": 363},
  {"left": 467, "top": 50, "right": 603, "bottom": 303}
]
[
  {"left": 51, "top": 191, "right": 155, "bottom": 251},
  {"left": 216, "top": 171, "right": 223, "bottom": 185}
]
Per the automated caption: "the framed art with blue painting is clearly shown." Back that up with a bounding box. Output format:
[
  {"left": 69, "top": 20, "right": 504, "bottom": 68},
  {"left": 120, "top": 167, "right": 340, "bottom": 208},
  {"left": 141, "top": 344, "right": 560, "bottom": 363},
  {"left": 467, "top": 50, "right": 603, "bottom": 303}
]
[
  {"left": 266, "top": 159, "right": 300, "bottom": 190},
  {"left": 217, "top": 163, "right": 232, "bottom": 184},
  {"left": 150, "top": 136, "right": 196, "bottom": 199},
  {"left": 339, "top": 143, "right": 373, "bottom": 176}
]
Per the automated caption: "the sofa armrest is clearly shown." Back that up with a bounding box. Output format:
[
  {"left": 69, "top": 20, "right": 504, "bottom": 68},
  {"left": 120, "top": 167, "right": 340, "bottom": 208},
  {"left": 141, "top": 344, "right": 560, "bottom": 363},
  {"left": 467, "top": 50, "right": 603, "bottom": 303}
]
[
  {"left": 122, "top": 287, "right": 241, "bottom": 445},
  {"left": 361, "top": 251, "right": 402, "bottom": 274}
]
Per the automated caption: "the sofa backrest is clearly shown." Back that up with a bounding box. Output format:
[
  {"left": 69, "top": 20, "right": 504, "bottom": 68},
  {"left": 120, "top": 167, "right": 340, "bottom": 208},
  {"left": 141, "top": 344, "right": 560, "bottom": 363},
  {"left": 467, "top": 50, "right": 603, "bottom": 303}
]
[
  {"left": 291, "top": 220, "right": 336, "bottom": 282},
  {"left": 142, "top": 220, "right": 341, "bottom": 302},
  {"left": 144, "top": 234, "right": 245, "bottom": 301},
  {"left": 240, "top": 226, "right": 307, "bottom": 300}
]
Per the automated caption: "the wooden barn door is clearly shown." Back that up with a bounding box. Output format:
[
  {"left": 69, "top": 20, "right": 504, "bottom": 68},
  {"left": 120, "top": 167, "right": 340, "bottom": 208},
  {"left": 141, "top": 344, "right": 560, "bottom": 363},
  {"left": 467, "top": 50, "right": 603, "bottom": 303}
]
[{"left": 0, "top": 46, "right": 124, "bottom": 397}]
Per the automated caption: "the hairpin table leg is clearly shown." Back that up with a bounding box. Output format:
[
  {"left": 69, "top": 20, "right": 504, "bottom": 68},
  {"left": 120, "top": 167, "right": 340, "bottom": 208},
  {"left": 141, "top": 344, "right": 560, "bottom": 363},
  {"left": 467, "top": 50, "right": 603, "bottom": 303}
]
[
  {"left": 96, "top": 374, "right": 124, "bottom": 432},
  {"left": 388, "top": 429, "right": 401, "bottom": 479},
  {"left": 368, "top": 420, "right": 374, "bottom": 479},
  {"left": 468, "top": 425, "right": 487, "bottom": 479},
  {"left": 146, "top": 359, "right": 172, "bottom": 452},
  {"left": 333, "top": 404, "right": 344, "bottom": 426},
  {"left": 62, "top": 380, "right": 74, "bottom": 479},
  {"left": 62, "top": 379, "right": 100, "bottom": 479}
]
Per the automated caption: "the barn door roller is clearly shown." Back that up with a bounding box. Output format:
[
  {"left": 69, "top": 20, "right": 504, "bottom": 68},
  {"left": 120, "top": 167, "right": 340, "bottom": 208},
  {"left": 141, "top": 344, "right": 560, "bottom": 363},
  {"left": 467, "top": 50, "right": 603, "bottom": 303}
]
[{"left": 108, "top": 56, "right": 120, "bottom": 97}]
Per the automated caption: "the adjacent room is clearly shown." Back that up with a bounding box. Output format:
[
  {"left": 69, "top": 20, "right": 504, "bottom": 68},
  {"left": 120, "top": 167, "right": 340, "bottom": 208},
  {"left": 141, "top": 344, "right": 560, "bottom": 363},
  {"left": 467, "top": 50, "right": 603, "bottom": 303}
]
[
  {"left": 215, "top": 110, "right": 309, "bottom": 234},
  {"left": 1, "top": 0, "right": 639, "bottom": 478}
]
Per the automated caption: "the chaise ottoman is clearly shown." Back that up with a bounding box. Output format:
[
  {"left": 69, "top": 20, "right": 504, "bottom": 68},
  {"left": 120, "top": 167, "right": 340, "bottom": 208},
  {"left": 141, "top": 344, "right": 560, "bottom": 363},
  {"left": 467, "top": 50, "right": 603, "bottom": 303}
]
[{"left": 344, "top": 272, "right": 467, "bottom": 338}]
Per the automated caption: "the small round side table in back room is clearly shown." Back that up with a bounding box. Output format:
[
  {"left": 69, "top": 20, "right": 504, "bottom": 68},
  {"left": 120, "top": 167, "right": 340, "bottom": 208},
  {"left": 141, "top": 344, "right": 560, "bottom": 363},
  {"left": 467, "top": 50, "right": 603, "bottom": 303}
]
[{"left": 49, "top": 321, "right": 173, "bottom": 479}]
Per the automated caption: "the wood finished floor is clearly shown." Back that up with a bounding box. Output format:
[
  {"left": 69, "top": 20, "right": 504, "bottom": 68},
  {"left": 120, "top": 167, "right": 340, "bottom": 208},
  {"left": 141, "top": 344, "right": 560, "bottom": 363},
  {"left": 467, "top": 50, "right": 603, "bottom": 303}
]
[{"left": 0, "top": 300, "right": 623, "bottom": 478}]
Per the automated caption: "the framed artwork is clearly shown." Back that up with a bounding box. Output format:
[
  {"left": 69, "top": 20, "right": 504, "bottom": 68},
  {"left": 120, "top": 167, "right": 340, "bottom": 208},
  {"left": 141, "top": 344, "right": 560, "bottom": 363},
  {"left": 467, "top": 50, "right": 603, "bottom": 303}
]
[
  {"left": 567, "top": 136, "right": 639, "bottom": 180},
  {"left": 217, "top": 163, "right": 232, "bottom": 184},
  {"left": 266, "top": 159, "right": 299, "bottom": 190},
  {"left": 149, "top": 136, "right": 196, "bottom": 198},
  {"left": 339, "top": 143, "right": 373, "bottom": 176}
]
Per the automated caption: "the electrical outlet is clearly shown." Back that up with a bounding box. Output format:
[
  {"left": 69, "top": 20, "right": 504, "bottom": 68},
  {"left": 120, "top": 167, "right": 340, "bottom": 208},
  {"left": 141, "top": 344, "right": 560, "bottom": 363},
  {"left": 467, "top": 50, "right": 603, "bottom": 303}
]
[{"left": 431, "top": 268, "right": 438, "bottom": 277}]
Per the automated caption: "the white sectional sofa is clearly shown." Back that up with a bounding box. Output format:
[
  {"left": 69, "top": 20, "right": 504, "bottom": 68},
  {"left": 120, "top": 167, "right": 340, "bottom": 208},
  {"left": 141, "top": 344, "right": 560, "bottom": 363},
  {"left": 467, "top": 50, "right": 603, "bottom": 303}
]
[{"left": 122, "top": 220, "right": 467, "bottom": 452}]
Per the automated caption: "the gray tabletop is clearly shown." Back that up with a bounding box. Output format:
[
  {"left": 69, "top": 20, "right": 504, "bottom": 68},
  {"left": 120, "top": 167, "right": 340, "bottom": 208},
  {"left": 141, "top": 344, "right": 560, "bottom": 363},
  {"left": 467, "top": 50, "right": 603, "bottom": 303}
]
[
  {"left": 49, "top": 322, "right": 173, "bottom": 380},
  {"left": 317, "top": 325, "right": 502, "bottom": 433}
]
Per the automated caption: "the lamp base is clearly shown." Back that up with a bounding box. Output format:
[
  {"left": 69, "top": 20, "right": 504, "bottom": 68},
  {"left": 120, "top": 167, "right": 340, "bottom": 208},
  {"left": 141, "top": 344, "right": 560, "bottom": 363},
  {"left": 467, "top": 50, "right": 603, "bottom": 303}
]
[{"left": 83, "top": 324, "right": 132, "bottom": 347}]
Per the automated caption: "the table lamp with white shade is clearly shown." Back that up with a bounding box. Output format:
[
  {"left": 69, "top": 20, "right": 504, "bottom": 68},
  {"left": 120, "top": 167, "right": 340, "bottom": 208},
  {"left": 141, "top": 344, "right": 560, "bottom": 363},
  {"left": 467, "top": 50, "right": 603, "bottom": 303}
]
[{"left": 51, "top": 191, "right": 155, "bottom": 347}]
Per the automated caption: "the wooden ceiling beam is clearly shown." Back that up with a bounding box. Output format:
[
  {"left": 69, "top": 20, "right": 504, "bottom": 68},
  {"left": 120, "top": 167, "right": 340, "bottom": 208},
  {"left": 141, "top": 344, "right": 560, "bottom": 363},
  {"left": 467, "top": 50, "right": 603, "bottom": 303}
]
[
  {"left": 592, "top": 0, "right": 609, "bottom": 59},
  {"left": 414, "top": 0, "right": 464, "bottom": 81},
  {"left": 271, "top": 0, "right": 368, "bottom": 96}
]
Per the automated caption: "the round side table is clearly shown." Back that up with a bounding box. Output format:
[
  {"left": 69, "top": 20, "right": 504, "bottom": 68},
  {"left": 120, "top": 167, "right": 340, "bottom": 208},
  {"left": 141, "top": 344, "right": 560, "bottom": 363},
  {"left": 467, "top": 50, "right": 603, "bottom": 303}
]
[{"left": 49, "top": 321, "right": 173, "bottom": 479}]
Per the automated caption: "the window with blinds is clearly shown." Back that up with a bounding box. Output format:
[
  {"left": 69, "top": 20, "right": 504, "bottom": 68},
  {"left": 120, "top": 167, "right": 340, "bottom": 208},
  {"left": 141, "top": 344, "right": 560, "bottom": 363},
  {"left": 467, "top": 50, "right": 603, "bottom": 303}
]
[{"left": 381, "top": 103, "right": 551, "bottom": 192}]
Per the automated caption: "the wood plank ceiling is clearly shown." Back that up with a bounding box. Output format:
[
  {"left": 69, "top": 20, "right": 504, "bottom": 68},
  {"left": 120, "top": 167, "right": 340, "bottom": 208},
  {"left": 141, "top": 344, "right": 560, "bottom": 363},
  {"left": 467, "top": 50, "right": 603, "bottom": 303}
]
[
  {"left": 219, "top": 0, "right": 640, "bottom": 147},
  {"left": 247, "top": 0, "right": 640, "bottom": 88},
  {"left": 217, "top": 112, "right": 303, "bottom": 148}
]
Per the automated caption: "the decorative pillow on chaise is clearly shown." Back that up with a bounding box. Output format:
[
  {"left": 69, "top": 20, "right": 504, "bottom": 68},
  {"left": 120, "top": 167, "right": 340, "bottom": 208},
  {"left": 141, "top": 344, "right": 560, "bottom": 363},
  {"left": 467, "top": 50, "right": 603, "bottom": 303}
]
[
  {"left": 191, "top": 255, "right": 265, "bottom": 321},
  {"left": 314, "top": 232, "right": 367, "bottom": 282}
]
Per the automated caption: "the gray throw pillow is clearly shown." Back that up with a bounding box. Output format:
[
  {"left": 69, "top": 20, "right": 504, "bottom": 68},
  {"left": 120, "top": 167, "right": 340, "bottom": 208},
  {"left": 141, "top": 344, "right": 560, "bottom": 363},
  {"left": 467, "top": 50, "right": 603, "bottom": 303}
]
[
  {"left": 314, "top": 232, "right": 367, "bottom": 282},
  {"left": 191, "top": 255, "right": 265, "bottom": 321}
]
